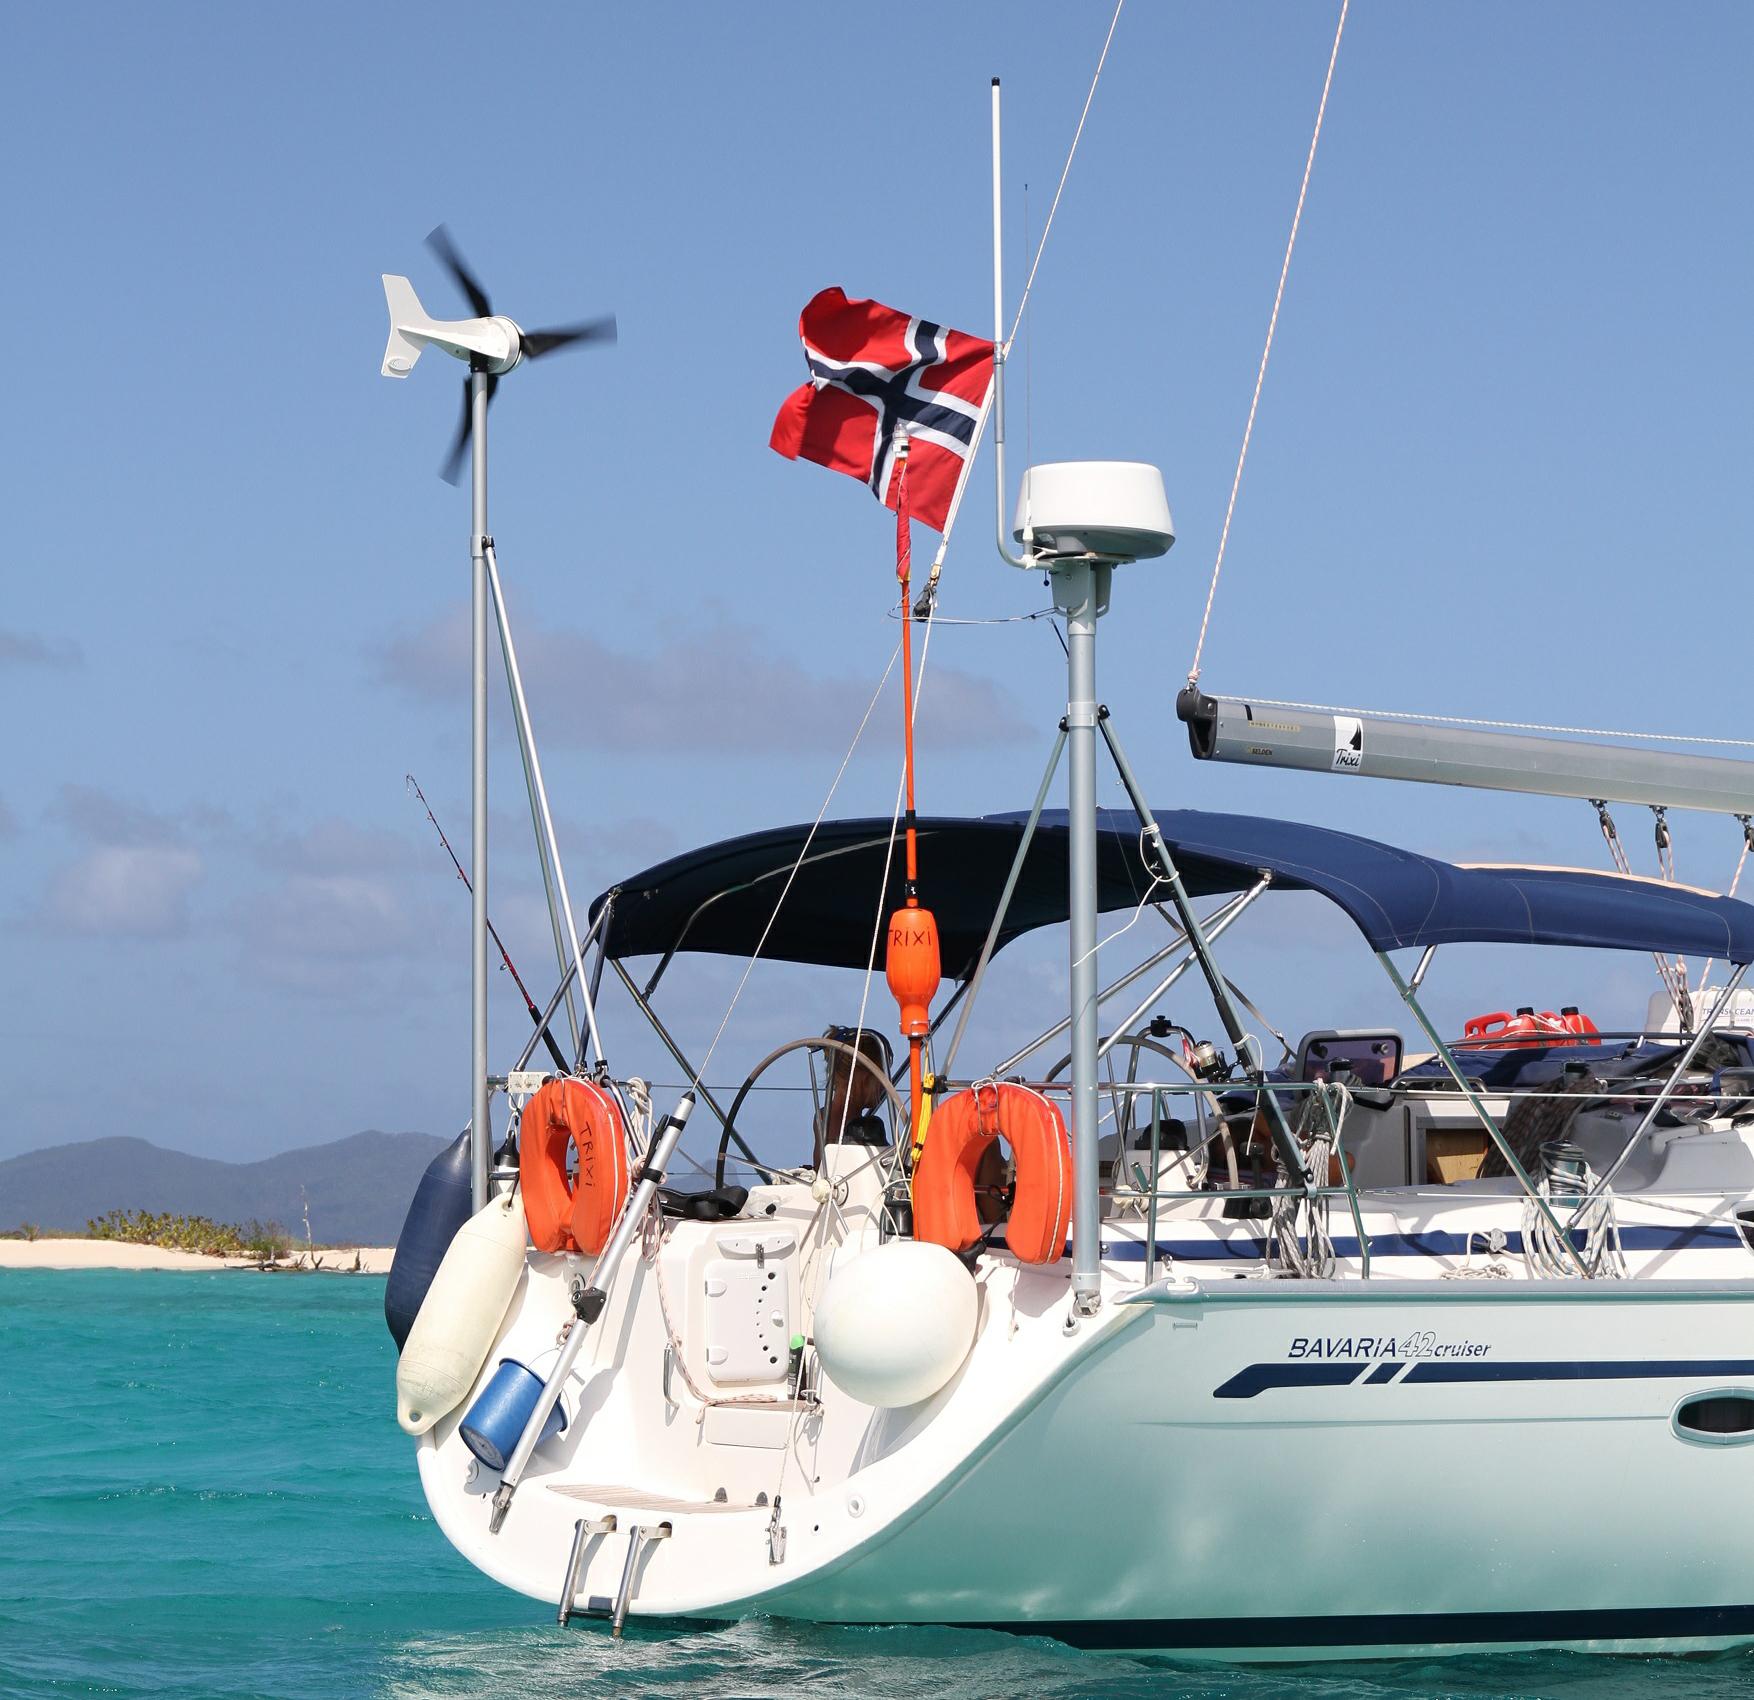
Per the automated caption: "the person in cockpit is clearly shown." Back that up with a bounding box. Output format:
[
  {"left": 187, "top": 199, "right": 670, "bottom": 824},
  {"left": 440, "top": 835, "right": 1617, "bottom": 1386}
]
[{"left": 812, "top": 1026, "right": 893, "bottom": 1170}]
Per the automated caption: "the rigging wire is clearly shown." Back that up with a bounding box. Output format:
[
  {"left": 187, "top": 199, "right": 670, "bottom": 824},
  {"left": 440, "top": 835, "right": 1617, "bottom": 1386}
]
[
  {"left": 921, "top": 2, "right": 1124, "bottom": 599},
  {"left": 1694, "top": 814, "right": 1753, "bottom": 997},
  {"left": 1652, "top": 806, "right": 1694, "bottom": 1014},
  {"left": 681, "top": 639, "right": 900, "bottom": 1090},
  {"left": 1186, "top": 0, "right": 1350, "bottom": 688},
  {"left": 886, "top": 604, "right": 1058, "bottom": 627},
  {"left": 766, "top": 609, "right": 938, "bottom": 1520},
  {"left": 1591, "top": 800, "right": 1691, "bottom": 1027},
  {"left": 672, "top": 4, "right": 1125, "bottom": 1161},
  {"left": 1007, "top": 0, "right": 1125, "bottom": 352}
]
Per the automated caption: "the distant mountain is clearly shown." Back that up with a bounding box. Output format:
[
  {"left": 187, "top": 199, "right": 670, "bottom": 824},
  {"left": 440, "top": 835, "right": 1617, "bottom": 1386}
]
[{"left": 0, "top": 1130, "right": 449, "bottom": 1245}]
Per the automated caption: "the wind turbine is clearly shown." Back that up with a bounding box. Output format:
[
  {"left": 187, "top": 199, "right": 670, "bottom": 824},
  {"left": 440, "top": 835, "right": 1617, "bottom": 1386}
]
[{"left": 381, "top": 227, "right": 616, "bottom": 1208}]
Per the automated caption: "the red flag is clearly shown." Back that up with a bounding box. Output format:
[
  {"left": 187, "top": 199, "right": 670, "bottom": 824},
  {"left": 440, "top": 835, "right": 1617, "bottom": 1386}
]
[{"left": 770, "top": 287, "right": 993, "bottom": 533}]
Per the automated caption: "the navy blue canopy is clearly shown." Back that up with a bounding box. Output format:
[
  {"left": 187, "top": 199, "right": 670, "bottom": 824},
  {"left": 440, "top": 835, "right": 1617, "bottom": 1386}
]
[{"left": 591, "top": 808, "right": 1754, "bottom": 977}]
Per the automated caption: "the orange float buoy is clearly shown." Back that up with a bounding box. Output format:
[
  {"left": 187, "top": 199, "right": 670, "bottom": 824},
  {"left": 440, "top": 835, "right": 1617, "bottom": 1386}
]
[
  {"left": 518, "top": 1078, "right": 630, "bottom": 1256},
  {"left": 887, "top": 904, "right": 941, "bottom": 1040},
  {"left": 912, "top": 1081, "right": 1072, "bottom": 1265}
]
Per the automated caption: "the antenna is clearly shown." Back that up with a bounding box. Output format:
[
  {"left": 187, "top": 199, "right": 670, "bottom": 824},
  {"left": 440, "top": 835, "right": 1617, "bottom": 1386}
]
[
  {"left": 991, "top": 79, "right": 1029, "bottom": 570},
  {"left": 379, "top": 228, "right": 618, "bottom": 1209}
]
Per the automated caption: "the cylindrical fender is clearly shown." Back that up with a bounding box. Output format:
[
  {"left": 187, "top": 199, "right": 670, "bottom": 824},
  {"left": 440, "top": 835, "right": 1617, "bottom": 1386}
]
[
  {"left": 518, "top": 1079, "right": 630, "bottom": 1256},
  {"left": 912, "top": 1081, "right": 1071, "bottom": 1264}
]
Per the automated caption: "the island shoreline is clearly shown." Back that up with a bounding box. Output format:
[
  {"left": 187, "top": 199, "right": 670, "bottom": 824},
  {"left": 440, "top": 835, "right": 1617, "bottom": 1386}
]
[{"left": 0, "top": 1238, "right": 394, "bottom": 1273}]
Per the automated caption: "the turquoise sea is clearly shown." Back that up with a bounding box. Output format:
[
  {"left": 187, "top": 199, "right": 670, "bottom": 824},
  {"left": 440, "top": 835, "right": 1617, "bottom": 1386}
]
[{"left": 4, "top": 1269, "right": 1751, "bottom": 1700}]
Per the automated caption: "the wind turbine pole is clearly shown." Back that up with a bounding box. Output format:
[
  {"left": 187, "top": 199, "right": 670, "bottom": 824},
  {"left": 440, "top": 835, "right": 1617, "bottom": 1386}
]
[{"left": 469, "top": 365, "right": 491, "bottom": 1210}]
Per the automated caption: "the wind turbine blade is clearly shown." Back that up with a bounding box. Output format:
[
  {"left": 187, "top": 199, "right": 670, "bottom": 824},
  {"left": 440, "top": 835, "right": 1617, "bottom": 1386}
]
[
  {"left": 522, "top": 315, "right": 618, "bottom": 358},
  {"left": 425, "top": 224, "right": 493, "bottom": 319},
  {"left": 439, "top": 379, "right": 471, "bottom": 484},
  {"left": 438, "top": 373, "right": 498, "bottom": 485}
]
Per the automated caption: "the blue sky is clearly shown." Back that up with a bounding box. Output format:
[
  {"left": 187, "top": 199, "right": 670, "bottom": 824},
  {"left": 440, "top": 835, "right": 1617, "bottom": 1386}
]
[{"left": 3, "top": 2, "right": 1750, "bottom": 1167}]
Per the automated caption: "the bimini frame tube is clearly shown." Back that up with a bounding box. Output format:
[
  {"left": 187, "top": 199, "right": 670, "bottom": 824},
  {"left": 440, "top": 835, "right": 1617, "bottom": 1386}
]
[
  {"left": 1099, "top": 715, "right": 1308, "bottom": 1187},
  {"left": 992, "top": 888, "right": 1252, "bottom": 1078},
  {"left": 939, "top": 726, "right": 1066, "bottom": 1080},
  {"left": 1568, "top": 961, "right": 1749, "bottom": 1219},
  {"left": 511, "top": 906, "right": 609, "bottom": 1075},
  {"left": 607, "top": 957, "right": 769, "bottom": 1171},
  {"left": 1376, "top": 950, "right": 1589, "bottom": 1277},
  {"left": 1095, "top": 877, "right": 1271, "bottom": 1064}
]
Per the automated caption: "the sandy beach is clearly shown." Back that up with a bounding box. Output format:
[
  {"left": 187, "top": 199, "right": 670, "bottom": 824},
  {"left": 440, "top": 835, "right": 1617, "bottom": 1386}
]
[{"left": 0, "top": 1239, "right": 395, "bottom": 1274}]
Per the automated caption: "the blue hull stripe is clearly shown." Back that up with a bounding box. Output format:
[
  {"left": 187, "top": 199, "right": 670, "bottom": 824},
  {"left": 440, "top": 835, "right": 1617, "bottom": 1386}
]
[
  {"left": 1102, "top": 1223, "right": 1744, "bottom": 1263},
  {"left": 1214, "top": 1356, "right": 1754, "bottom": 1399},
  {"left": 1404, "top": 1356, "right": 1754, "bottom": 1385},
  {"left": 1215, "top": 1362, "right": 1363, "bottom": 1398},
  {"left": 952, "top": 1601, "right": 1754, "bottom": 1651}
]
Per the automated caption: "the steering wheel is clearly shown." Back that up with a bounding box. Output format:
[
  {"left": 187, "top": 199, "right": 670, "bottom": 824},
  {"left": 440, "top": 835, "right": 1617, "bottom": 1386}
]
[
  {"left": 1046, "top": 1033, "right": 1240, "bottom": 1194},
  {"left": 713, "top": 1036, "right": 909, "bottom": 1190}
]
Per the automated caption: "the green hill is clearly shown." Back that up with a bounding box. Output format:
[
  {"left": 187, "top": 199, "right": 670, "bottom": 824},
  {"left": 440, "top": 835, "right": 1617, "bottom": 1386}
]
[{"left": 0, "top": 1130, "right": 448, "bottom": 1245}]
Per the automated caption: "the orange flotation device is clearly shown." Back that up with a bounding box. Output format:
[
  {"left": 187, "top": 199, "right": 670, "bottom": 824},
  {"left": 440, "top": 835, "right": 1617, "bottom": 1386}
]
[
  {"left": 518, "top": 1078, "right": 630, "bottom": 1256},
  {"left": 912, "top": 1081, "right": 1072, "bottom": 1265}
]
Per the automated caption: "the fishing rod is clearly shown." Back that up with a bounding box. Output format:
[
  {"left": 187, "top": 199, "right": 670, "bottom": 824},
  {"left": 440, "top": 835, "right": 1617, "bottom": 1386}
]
[{"left": 406, "top": 773, "right": 569, "bottom": 1074}]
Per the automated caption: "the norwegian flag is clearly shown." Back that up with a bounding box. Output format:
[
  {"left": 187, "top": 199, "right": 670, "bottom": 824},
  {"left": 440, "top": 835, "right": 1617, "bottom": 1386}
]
[{"left": 770, "top": 287, "right": 993, "bottom": 533}]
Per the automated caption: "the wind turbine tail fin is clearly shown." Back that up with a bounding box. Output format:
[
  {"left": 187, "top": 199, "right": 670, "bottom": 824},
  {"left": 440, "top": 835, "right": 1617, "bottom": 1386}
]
[{"left": 381, "top": 275, "right": 435, "bottom": 377}]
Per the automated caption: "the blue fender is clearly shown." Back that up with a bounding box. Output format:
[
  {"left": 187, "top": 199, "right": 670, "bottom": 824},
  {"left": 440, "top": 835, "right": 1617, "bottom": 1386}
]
[{"left": 384, "top": 1130, "right": 474, "bottom": 1350}]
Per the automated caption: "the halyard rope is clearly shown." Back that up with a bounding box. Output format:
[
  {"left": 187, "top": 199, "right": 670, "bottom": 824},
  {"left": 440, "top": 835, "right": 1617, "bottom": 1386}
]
[{"left": 682, "top": 640, "right": 900, "bottom": 1090}]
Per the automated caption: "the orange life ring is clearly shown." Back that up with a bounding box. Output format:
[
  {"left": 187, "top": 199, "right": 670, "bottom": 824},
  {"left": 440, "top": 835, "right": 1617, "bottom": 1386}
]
[
  {"left": 912, "top": 1081, "right": 1072, "bottom": 1265},
  {"left": 518, "top": 1079, "right": 630, "bottom": 1256}
]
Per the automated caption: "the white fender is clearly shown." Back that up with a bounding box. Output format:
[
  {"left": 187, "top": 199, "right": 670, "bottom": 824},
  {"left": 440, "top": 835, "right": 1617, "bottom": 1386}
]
[
  {"left": 397, "top": 1191, "right": 528, "bottom": 1435},
  {"left": 813, "top": 1240, "right": 978, "bottom": 1408}
]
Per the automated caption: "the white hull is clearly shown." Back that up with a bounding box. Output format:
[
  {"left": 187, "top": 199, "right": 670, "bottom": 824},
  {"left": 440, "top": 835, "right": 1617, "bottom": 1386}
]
[{"left": 415, "top": 1176, "right": 1754, "bottom": 1659}]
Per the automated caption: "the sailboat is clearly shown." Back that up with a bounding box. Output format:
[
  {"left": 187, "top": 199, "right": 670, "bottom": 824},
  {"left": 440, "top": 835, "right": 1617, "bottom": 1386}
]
[{"left": 377, "top": 57, "right": 1754, "bottom": 1663}]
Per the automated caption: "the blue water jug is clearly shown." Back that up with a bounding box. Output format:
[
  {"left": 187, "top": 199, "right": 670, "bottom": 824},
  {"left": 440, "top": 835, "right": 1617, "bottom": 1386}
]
[{"left": 459, "top": 1358, "right": 568, "bottom": 1472}]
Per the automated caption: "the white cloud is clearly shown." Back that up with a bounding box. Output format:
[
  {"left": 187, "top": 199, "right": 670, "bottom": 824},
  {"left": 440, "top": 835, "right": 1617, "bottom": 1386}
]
[
  {"left": 250, "top": 871, "right": 417, "bottom": 964},
  {"left": 249, "top": 816, "right": 411, "bottom": 877},
  {"left": 374, "top": 608, "right": 1031, "bottom": 755},
  {"left": 43, "top": 845, "right": 203, "bottom": 936},
  {"left": 52, "top": 784, "right": 199, "bottom": 847},
  {"left": 33, "top": 786, "right": 208, "bottom": 937}
]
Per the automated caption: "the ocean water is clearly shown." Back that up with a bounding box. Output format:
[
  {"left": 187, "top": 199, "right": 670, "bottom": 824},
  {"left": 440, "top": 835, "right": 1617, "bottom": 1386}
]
[{"left": 3, "top": 1270, "right": 1750, "bottom": 1700}]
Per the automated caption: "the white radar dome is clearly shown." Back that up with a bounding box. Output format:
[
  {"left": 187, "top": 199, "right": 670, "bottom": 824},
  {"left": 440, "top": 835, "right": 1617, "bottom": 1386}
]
[
  {"left": 812, "top": 1240, "right": 978, "bottom": 1409},
  {"left": 1012, "top": 460, "right": 1175, "bottom": 563}
]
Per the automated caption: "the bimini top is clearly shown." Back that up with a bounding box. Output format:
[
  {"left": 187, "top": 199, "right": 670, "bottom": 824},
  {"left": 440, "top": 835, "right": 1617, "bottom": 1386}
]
[{"left": 590, "top": 808, "right": 1754, "bottom": 978}]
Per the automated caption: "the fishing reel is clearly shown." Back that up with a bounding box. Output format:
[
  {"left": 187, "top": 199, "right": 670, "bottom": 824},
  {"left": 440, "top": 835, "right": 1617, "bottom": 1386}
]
[
  {"left": 1143, "top": 1016, "right": 1231, "bottom": 1083},
  {"left": 1186, "top": 1037, "right": 1231, "bottom": 1084}
]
